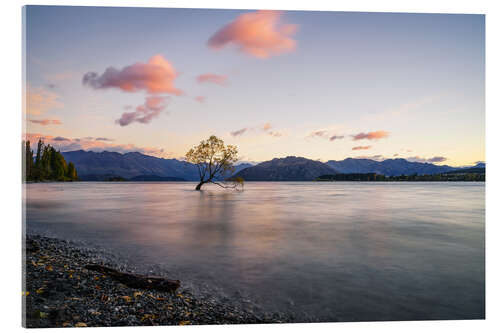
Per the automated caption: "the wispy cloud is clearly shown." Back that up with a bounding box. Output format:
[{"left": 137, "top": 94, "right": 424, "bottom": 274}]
[
  {"left": 53, "top": 136, "right": 70, "bottom": 141},
  {"left": 230, "top": 122, "right": 283, "bottom": 138},
  {"left": 26, "top": 85, "right": 63, "bottom": 115},
  {"left": 29, "top": 119, "right": 62, "bottom": 126},
  {"left": 116, "top": 96, "right": 168, "bottom": 126},
  {"left": 407, "top": 156, "right": 448, "bottom": 164},
  {"left": 329, "top": 135, "right": 345, "bottom": 141},
  {"left": 352, "top": 145, "right": 372, "bottom": 150},
  {"left": 261, "top": 123, "right": 283, "bottom": 137},
  {"left": 428, "top": 157, "right": 447, "bottom": 163},
  {"left": 208, "top": 10, "right": 298, "bottom": 59},
  {"left": 83, "top": 55, "right": 183, "bottom": 95},
  {"left": 267, "top": 131, "right": 282, "bottom": 137},
  {"left": 364, "top": 95, "right": 440, "bottom": 123},
  {"left": 308, "top": 130, "right": 328, "bottom": 138},
  {"left": 194, "top": 96, "right": 206, "bottom": 103},
  {"left": 354, "top": 155, "right": 386, "bottom": 162},
  {"left": 44, "top": 71, "right": 77, "bottom": 82},
  {"left": 230, "top": 128, "right": 248, "bottom": 137},
  {"left": 197, "top": 73, "right": 227, "bottom": 85},
  {"left": 307, "top": 130, "right": 344, "bottom": 142},
  {"left": 352, "top": 130, "right": 389, "bottom": 141},
  {"left": 95, "top": 137, "right": 114, "bottom": 141}
]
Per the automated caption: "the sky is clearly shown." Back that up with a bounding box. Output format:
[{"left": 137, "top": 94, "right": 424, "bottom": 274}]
[{"left": 23, "top": 6, "right": 485, "bottom": 166}]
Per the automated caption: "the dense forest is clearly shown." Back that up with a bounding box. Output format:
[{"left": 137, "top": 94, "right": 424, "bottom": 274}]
[
  {"left": 316, "top": 169, "right": 485, "bottom": 182},
  {"left": 23, "top": 140, "right": 78, "bottom": 182}
]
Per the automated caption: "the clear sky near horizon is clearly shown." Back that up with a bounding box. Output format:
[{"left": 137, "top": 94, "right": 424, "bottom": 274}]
[{"left": 24, "top": 6, "right": 484, "bottom": 166}]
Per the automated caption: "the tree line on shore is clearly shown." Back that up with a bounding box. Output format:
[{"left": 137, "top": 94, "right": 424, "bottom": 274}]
[
  {"left": 316, "top": 171, "right": 485, "bottom": 182},
  {"left": 23, "top": 140, "right": 78, "bottom": 182}
]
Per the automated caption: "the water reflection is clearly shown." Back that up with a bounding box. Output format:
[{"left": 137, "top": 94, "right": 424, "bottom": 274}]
[{"left": 25, "top": 182, "right": 484, "bottom": 321}]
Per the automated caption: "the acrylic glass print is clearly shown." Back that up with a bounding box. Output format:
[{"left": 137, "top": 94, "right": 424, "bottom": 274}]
[{"left": 22, "top": 5, "right": 485, "bottom": 328}]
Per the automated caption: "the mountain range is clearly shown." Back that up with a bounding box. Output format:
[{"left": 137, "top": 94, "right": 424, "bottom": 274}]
[
  {"left": 325, "top": 158, "right": 456, "bottom": 177},
  {"left": 61, "top": 150, "right": 253, "bottom": 181},
  {"left": 62, "top": 150, "right": 481, "bottom": 181}
]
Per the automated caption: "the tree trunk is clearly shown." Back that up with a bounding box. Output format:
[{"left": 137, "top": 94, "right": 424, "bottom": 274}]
[{"left": 195, "top": 181, "right": 205, "bottom": 190}]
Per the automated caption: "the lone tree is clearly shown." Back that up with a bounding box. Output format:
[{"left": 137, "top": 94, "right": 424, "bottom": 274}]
[{"left": 186, "top": 135, "right": 242, "bottom": 190}]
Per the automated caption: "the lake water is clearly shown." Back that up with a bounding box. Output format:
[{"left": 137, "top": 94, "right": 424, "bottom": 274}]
[{"left": 25, "top": 182, "right": 485, "bottom": 322}]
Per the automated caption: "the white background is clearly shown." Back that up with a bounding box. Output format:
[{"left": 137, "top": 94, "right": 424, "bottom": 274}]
[{"left": 1, "top": 0, "right": 498, "bottom": 332}]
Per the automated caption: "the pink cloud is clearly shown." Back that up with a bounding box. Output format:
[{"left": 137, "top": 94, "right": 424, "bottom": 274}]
[
  {"left": 194, "top": 96, "right": 206, "bottom": 103},
  {"left": 24, "top": 133, "right": 172, "bottom": 158},
  {"left": 197, "top": 73, "right": 228, "bottom": 85},
  {"left": 83, "top": 55, "right": 183, "bottom": 95},
  {"left": 116, "top": 96, "right": 168, "bottom": 126},
  {"left": 352, "top": 130, "right": 390, "bottom": 141},
  {"left": 208, "top": 10, "right": 298, "bottom": 59},
  {"left": 29, "top": 119, "right": 62, "bottom": 126},
  {"left": 352, "top": 145, "right": 372, "bottom": 151},
  {"left": 262, "top": 122, "right": 272, "bottom": 131},
  {"left": 261, "top": 123, "right": 282, "bottom": 137}
]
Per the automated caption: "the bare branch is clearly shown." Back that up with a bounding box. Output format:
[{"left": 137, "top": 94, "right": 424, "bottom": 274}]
[{"left": 210, "top": 180, "right": 238, "bottom": 189}]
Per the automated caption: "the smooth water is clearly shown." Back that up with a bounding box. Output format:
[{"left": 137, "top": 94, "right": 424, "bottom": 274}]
[{"left": 25, "top": 182, "right": 485, "bottom": 321}]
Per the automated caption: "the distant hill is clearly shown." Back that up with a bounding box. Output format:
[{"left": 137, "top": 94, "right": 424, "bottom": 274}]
[
  {"left": 77, "top": 174, "right": 126, "bottom": 181},
  {"left": 325, "top": 158, "right": 382, "bottom": 174},
  {"left": 473, "top": 162, "right": 485, "bottom": 168},
  {"left": 61, "top": 150, "right": 253, "bottom": 181},
  {"left": 62, "top": 150, "right": 200, "bottom": 180},
  {"left": 232, "top": 163, "right": 254, "bottom": 175},
  {"left": 129, "top": 175, "right": 186, "bottom": 181},
  {"left": 231, "top": 156, "right": 337, "bottom": 181},
  {"left": 326, "top": 158, "right": 456, "bottom": 176},
  {"left": 444, "top": 167, "right": 485, "bottom": 174}
]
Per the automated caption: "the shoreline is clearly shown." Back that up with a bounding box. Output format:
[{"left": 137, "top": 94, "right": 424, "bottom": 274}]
[{"left": 23, "top": 234, "right": 291, "bottom": 328}]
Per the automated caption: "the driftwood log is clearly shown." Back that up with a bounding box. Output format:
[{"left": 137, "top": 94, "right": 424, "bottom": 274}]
[{"left": 85, "top": 264, "right": 180, "bottom": 293}]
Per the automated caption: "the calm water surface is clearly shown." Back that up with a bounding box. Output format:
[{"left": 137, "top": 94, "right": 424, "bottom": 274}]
[{"left": 25, "top": 182, "right": 485, "bottom": 321}]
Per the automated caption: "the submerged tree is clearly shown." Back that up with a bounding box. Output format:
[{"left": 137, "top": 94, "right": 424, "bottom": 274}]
[{"left": 185, "top": 135, "right": 242, "bottom": 190}]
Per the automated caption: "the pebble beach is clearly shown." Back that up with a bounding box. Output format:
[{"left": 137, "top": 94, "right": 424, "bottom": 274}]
[{"left": 23, "top": 235, "right": 291, "bottom": 328}]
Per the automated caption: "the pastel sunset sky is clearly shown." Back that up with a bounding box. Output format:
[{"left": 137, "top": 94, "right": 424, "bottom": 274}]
[{"left": 24, "top": 6, "right": 484, "bottom": 166}]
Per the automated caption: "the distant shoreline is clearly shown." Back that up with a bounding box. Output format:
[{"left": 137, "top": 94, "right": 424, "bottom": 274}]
[{"left": 24, "top": 179, "right": 485, "bottom": 183}]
